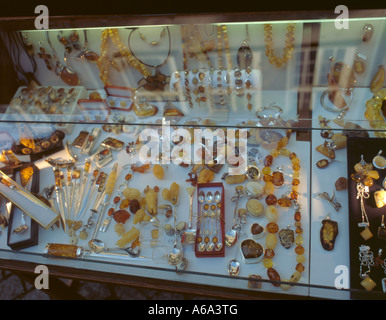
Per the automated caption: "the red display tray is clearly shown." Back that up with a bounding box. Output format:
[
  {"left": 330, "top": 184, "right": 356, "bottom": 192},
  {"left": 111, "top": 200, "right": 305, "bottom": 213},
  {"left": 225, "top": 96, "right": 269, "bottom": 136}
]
[{"left": 195, "top": 182, "right": 225, "bottom": 258}]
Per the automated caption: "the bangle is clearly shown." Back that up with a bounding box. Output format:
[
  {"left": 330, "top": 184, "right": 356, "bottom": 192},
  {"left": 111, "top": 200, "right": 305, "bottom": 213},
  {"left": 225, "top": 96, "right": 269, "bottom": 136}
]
[
  {"left": 256, "top": 105, "right": 282, "bottom": 123},
  {"left": 320, "top": 89, "right": 353, "bottom": 113}
]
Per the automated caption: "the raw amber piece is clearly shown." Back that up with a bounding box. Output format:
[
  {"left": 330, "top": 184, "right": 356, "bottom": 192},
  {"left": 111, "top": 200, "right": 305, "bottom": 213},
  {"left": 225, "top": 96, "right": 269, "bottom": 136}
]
[
  {"left": 295, "top": 245, "right": 305, "bottom": 255},
  {"left": 266, "top": 222, "right": 279, "bottom": 233},
  {"left": 262, "top": 166, "right": 271, "bottom": 175},
  {"left": 294, "top": 211, "right": 301, "bottom": 221},
  {"left": 265, "top": 194, "right": 277, "bottom": 205},
  {"left": 263, "top": 258, "right": 273, "bottom": 268},
  {"left": 278, "top": 197, "right": 292, "bottom": 207},
  {"left": 264, "top": 155, "right": 273, "bottom": 167},
  {"left": 264, "top": 248, "right": 275, "bottom": 259},
  {"left": 272, "top": 171, "right": 284, "bottom": 186},
  {"left": 153, "top": 164, "right": 164, "bottom": 180},
  {"left": 267, "top": 267, "right": 281, "bottom": 287}
]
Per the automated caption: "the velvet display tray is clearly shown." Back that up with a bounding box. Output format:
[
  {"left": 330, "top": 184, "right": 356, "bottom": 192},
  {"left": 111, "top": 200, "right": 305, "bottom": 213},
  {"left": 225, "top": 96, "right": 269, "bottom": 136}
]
[{"left": 347, "top": 137, "right": 386, "bottom": 299}]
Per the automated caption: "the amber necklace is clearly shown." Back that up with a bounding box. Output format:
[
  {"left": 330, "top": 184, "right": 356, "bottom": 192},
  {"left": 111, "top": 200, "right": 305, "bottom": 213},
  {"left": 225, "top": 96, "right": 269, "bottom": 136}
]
[
  {"left": 128, "top": 27, "right": 171, "bottom": 91},
  {"left": 264, "top": 23, "right": 296, "bottom": 68},
  {"left": 97, "top": 28, "right": 151, "bottom": 86},
  {"left": 260, "top": 132, "right": 306, "bottom": 289}
]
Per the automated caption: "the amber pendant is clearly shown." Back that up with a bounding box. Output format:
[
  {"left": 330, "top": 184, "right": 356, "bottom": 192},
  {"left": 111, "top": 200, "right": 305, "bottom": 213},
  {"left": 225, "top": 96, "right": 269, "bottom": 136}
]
[
  {"left": 370, "top": 65, "right": 385, "bottom": 93},
  {"left": 278, "top": 226, "right": 294, "bottom": 249},
  {"left": 58, "top": 65, "right": 80, "bottom": 86},
  {"left": 320, "top": 217, "right": 338, "bottom": 251},
  {"left": 237, "top": 40, "right": 253, "bottom": 69}
]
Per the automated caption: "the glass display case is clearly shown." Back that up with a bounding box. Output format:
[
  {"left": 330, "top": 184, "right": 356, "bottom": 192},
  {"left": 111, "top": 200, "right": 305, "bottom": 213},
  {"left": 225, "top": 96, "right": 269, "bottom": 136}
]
[{"left": 0, "top": 6, "right": 385, "bottom": 300}]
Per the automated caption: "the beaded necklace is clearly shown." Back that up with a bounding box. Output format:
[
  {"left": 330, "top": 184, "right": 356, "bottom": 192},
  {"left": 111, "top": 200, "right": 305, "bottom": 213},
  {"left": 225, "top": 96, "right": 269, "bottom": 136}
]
[
  {"left": 97, "top": 28, "right": 152, "bottom": 86},
  {"left": 263, "top": 23, "right": 296, "bottom": 68},
  {"left": 260, "top": 131, "right": 306, "bottom": 290}
]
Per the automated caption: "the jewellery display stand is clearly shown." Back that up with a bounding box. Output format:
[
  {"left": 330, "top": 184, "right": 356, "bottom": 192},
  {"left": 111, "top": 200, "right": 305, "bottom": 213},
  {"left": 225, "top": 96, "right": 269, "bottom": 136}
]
[
  {"left": 0, "top": 10, "right": 384, "bottom": 300},
  {"left": 347, "top": 137, "right": 386, "bottom": 299}
]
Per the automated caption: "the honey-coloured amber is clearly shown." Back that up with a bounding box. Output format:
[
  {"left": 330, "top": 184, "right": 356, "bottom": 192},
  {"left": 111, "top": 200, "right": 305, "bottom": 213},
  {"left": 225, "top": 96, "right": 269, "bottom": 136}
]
[
  {"left": 266, "top": 222, "right": 279, "bottom": 233},
  {"left": 292, "top": 178, "right": 300, "bottom": 186},
  {"left": 263, "top": 174, "right": 273, "bottom": 182},
  {"left": 295, "top": 245, "right": 305, "bottom": 255},
  {"left": 264, "top": 155, "right": 273, "bottom": 167},
  {"left": 265, "top": 194, "right": 277, "bottom": 205},
  {"left": 293, "top": 163, "right": 301, "bottom": 171},
  {"left": 278, "top": 197, "right": 292, "bottom": 207},
  {"left": 264, "top": 248, "right": 275, "bottom": 259},
  {"left": 295, "top": 235, "right": 303, "bottom": 245},
  {"left": 294, "top": 211, "right": 301, "bottom": 221},
  {"left": 263, "top": 258, "right": 273, "bottom": 268},
  {"left": 264, "top": 181, "right": 275, "bottom": 195},
  {"left": 267, "top": 267, "right": 281, "bottom": 287},
  {"left": 272, "top": 171, "right": 284, "bottom": 186},
  {"left": 296, "top": 254, "right": 306, "bottom": 263},
  {"left": 262, "top": 166, "right": 271, "bottom": 175},
  {"left": 289, "top": 152, "right": 297, "bottom": 160},
  {"left": 296, "top": 227, "right": 303, "bottom": 234}
]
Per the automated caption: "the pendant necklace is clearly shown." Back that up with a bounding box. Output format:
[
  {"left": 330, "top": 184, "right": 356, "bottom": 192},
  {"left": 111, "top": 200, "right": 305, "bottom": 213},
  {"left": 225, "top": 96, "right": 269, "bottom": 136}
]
[
  {"left": 46, "top": 31, "right": 80, "bottom": 86},
  {"left": 138, "top": 27, "right": 166, "bottom": 46},
  {"left": 237, "top": 25, "right": 253, "bottom": 69},
  {"left": 128, "top": 27, "right": 171, "bottom": 91},
  {"left": 259, "top": 132, "right": 306, "bottom": 290},
  {"left": 75, "top": 30, "right": 99, "bottom": 63}
]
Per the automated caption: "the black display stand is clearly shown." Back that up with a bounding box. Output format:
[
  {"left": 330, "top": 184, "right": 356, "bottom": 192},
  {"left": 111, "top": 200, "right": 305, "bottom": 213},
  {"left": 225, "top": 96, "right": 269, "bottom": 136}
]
[{"left": 347, "top": 137, "right": 386, "bottom": 299}]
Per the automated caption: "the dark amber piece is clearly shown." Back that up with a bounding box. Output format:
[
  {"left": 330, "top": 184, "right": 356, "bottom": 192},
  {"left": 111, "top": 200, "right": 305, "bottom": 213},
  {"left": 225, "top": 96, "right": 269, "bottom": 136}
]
[
  {"left": 108, "top": 208, "right": 115, "bottom": 216},
  {"left": 292, "top": 179, "right": 300, "bottom": 186},
  {"left": 264, "top": 155, "right": 273, "bottom": 167},
  {"left": 113, "top": 196, "right": 121, "bottom": 204},
  {"left": 267, "top": 267, "right": 281, "bottom": 287},
  {"left": 294, "top": 211, "right": 301, "bottom": 222},
  {"left": 266, "top": 222, "right": 279, "bottom": 234},
  {"left": 363, "top": 176, "right": 374, "bottom": 187},
  {"left": 320, "top": 219, "right": 338, "bottom": 251},
  {"left": 296, "top": 263, "right": 305, "bottom": 272},
  {"left": 295, "top": 245, "right": 305, "bottom": 255},
  {"left": 265, "top": 194, "right": 277, "bottom": 205},
  {"left": 264, "top": 248, "right": 275, "bottom": 259},
  {"left": 278, "top": 197, "right": 292, "bottom": 207},
  {"left": 272, "top": 171, "right": 284, "bottom": 186},
  {"left": 113, "top": 209, "right": 131, "bottom": 223}
]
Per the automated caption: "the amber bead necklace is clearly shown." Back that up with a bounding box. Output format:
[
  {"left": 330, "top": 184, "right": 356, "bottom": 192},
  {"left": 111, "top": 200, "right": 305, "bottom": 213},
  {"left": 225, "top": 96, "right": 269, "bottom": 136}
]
[
  {"left": 97, "top": 28, "right": 152, "bottom": 86},
  {"left": 263, "top": 23, "right": 296, "bottom": 68},
  {"left": 259, "top": 131, "right": 306, "bottom": 290}
]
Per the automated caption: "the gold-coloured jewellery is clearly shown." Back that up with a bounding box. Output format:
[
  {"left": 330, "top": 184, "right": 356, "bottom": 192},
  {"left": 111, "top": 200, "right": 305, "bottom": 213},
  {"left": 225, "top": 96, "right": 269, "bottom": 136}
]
[{"left": 263, "top": 23, "right": 295, "bottom": 68}]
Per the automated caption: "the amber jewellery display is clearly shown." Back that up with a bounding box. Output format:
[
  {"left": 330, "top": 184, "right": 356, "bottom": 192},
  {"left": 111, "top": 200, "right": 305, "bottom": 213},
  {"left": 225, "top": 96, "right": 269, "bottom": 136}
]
[{"left": 0, "top": 8, "right": 385, "bottom": 300}]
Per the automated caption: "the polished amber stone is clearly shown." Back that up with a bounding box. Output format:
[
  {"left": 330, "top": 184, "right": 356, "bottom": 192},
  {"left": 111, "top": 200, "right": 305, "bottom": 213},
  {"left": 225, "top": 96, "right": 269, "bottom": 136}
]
[
  {"left": 264, "top": 181, "right": 275, "bottom": 195},
  {"left": 266, "top": 222, "right": 279, "bottom": 233},
  {"left": 264, "top": 248, "right": 275, "bottom": 259},
  {"left": 295, "top": 245, "right": 305, "bottom": 255},
  {"left": 289, "top": 152, "right": 297, "bottom": 160},
  {"left": 265, "top": 194, "right": 277, "bottom": 205},
  {"left": 296, "top": 254, "right": 306, "bottom": 263},
  {"left": 292, "top": 178, "right": 300, "bottom": 186},
  {"left": 296, "top": 263, "right": 305, "bottom": 272},
  {"left": 262, "top": 166, "right": 271, "bottom": 175},
  {"left": 277, "top": 136, "right": 289, "bottom": 149},
  {"left": 363, "top": 176, "right": 374, "bottom": 187},
  {"left": 293, "top": 163, "right": 301, "bottom": 171},
  {"left": 278, "top": 197, "right": 292, "bottom": 207},
  {"left": 289, "top": 190, "right": 299, "bottom": 200},
  {"left": 263, "top": 258, "right": 273, "bottom": 268},
  {"left": 267, "top": 267, "right": 281, "bottom": 287},
  {"left": 295, "top": 235, "right": 303, "bottom": 245},
  {"left": 294, "top": 211, "right": 301, "bottom": 221},
  {"left": 291, "top": 157, "right": 300, "bottom": 165},
  {"left": 263, "top": 174, "right": 273, "bottom": 182},
  {"left": 270, "top": 149, "right": 280, "bottom": 158},
  {"left": 272, "top": 171, "right": 284, "bottom": 186},
  {"left": 264, "top": 155, "right": 273, "bottom": 167}
]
